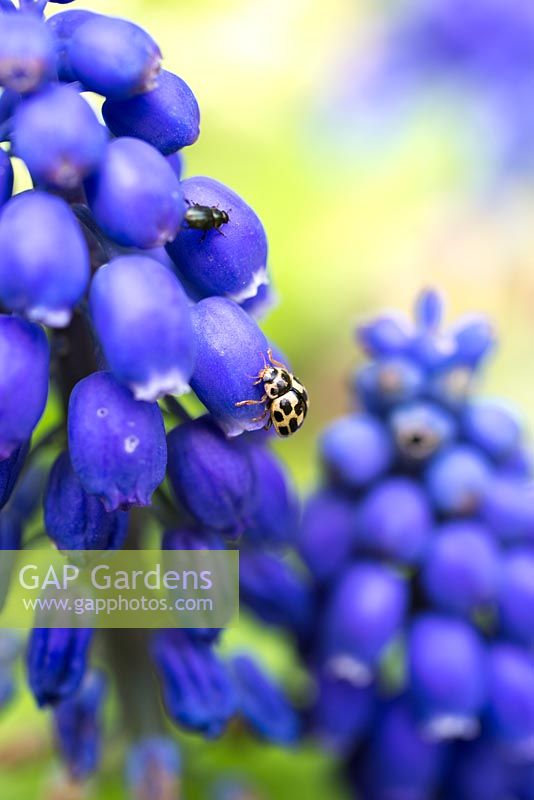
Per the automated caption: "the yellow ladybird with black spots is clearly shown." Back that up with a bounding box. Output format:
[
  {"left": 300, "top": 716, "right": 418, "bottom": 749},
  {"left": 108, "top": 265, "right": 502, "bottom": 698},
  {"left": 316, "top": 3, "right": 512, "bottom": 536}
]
[{"left": 235, "top": 350, "right": 309, "bottom": 437}]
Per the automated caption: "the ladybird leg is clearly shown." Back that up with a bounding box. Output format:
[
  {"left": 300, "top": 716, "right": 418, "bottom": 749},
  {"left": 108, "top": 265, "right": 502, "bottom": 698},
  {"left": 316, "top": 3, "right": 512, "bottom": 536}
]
[
  {"left": 252, "top": 409, "right": 269, "bottom": 423},
  {"left": 235, "top": 395, "right": 267, "bottom": 407},
  {"left": 263, "top": 416, "right": 273, "bottom": 431},
  {"left": 267, "top": 348, "right": 286, "bottom": 369},
  {"left": 216, "top": 229, "right": 226, "bottom": 237}
]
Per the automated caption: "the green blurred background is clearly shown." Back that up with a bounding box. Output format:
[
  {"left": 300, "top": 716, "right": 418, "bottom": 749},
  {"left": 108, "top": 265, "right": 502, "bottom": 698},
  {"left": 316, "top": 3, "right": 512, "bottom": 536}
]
[{"left": 3, "top": 0, "right": 534, "bottom": 797}]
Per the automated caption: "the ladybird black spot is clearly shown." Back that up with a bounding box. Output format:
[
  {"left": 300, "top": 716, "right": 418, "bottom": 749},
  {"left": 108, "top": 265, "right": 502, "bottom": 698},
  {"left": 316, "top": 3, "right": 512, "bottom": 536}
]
[
  {"left": 280, "top": 397, "right": 292, "bottom": 414},
  {"left": 273, "top": 410, "right": 284, "bottom": 423},
  {"left": 289, "top": 417, "right": 299, "bottom": 433},
  {"left": 294, "top": 401, "right": 304, "bottom": 415},
  {"left": 278, "top": 426, "right": 289, "bottom": 437},
  {"left": 276, "top": 380, "right": 287, "bottom": 393}
]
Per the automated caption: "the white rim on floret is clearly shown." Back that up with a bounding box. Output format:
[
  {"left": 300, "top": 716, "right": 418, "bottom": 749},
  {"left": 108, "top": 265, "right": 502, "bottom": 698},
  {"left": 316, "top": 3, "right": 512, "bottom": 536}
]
[
  {"left": 131, "top": 371, "right": 192, "bottom": 403},
  {"left": 226, "top": 267, "right": 269, "bottom": 304}
]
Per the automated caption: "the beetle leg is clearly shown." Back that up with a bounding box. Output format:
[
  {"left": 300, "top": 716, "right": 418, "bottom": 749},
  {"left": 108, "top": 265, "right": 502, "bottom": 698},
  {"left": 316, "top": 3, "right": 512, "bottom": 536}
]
[
  {"left": 267, "top": 348, "right": 285, "bottom": 369},
  {"left": 252, "top": 409, "right": 269, "bottom": 423},
  {"left": 264, "top": 416, "right": 273, "bottom": 431},
  {"left": 235, "top": 395, "right": 267, "bottom": 408}
]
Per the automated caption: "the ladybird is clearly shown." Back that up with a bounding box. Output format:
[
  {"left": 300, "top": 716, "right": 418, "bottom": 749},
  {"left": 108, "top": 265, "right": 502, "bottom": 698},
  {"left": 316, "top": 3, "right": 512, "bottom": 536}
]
[
  {"left": 235, "top": 349, "right": 309, "bottom": 437},
  {"left": 184, "top": 202, "right": 230, "bottom": 232}
]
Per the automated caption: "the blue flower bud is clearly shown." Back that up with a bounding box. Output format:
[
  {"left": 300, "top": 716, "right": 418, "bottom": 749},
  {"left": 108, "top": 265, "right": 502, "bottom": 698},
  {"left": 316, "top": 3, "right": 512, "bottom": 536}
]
[
  {"left": 0, "top": 316, "right": 49, "bottom": 458},
  {"left": 0, "top": 442, "right": 28, "bottom": 510},
  {"left": 356, "top": 312, "right": 412, "bottom": 359},
  {"left": 167, "top": 416, "right": 255, "bottom": 537},
  {"left": 126, "top": 737, "right": 181, "bottom": 800},
  {"left": 245, "top": 445, "right": 298, "bottom": 547},
  {"left": 463, "top": 400, "right": 522, "bottom": 462},
  {"left": 89, "top": 255, "right": 195, "bottom": 401},
  {"left": 421, "top": 521, "right": 499, "bottom": 616},
  {"left": 0, "top": 192, "right": 89, "bottom": 326},
  {"left": 53, "top": 669, "right": 106, "bottom": 780},
  {"left": 320, "top": 414, "right": 393, "bottom": 489},
  {"left": 390, "top": 401, "right": 456, "bottom": 462},
  {"left": 45, "top": 452, "right": 128, "bottom": 551},
  {"left": 481, "top": 477, "right": 534, "bottom": 542},
  {"left": 86, "top": 138, "right": 184, "bottom": 249},
  {"left": 68, "top": 371, "right": 167, "bottom": 511},
  {"left": 358, "top": 698, "right": 445, "bottom": 800},
  {"left": 414, "top": 288, "right": 443, "bottom": 331},
  {"left": 231, "top": 655, "right": 299, "bottom": 744},
  {"left": 425, "top": 444, "right": 492, "bottom": 515},
  {"left": 429, "top": 364, "right": 476, "bottom": 408},
  {"left": 411, "top": 314, "right": 456, "bottom": 373},
  {"left": 498, "top": 549, "right": 534, "bottom": 645},
  {"left": 0, "top": 150, "right": 13, "bottom": 209},
  {"left": 486, "top": 643, "right": 534, "bottom": 755},
  {"left": 452, "top": 315, "right": 495, "bottom": 367},
  {"left": 103, "top": 69, "right": 200, "bottom": 155},
  {"left": 408, "top": 614, "right": 486, "bottom": 739},
  {"left": 152, "top": 630, "right": 236, "bottom": 737},
  {"left": 311, "top": 671, "right": 374, "bottom": 754},
  {"left": 67, "top": 15, "right": 161, "bottom": 99},
  {"left": 167, "top": 177, "right": 268, "bottom": 302},
  {"left": 0, "top": 13, "right": 55, "bottom": 93},
  {"left": 354, "top": 478, "right": 432, "bottom": 564},
  {"left": 12, "top": 85, "right": 107, "bottom": 189},
  {"left": 46, "top": 10, "right": 96, "bottom": 83},
  {"left": 189, "top": 297, "right": 271, "bottom": 436},
  {"left": 354, "top": 356, "right": 424, "bottom": 412},
  {"left": 240, "top": 551, "right": 313, "bottom": 637},
  {"left": 298, "top": 489, "right": 354, "bottom": 584},
  {"left": 27, "top": 627, "right": 93, "bottom": 707},
  {"left": 321, "top": 563, "right": 407, "bottom": 685}
]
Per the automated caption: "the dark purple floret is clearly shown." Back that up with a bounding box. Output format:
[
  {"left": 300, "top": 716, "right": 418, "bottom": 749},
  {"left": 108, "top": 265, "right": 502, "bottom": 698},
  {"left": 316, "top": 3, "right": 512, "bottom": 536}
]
[
  {"left": 27, "top": 627, "right": 93, "bottom": 707},
  {"left": 44, "top": 452, "right": 128, "bottom": 551},
  {"left": 53, "top": 669, "right": 106, "bottom": 780}
]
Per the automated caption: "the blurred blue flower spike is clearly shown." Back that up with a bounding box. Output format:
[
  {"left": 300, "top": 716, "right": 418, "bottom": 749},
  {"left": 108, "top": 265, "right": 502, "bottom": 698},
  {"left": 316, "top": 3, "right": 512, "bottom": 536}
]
[{"left": 298, "top": 289, "right": 534, "bottom": 798}]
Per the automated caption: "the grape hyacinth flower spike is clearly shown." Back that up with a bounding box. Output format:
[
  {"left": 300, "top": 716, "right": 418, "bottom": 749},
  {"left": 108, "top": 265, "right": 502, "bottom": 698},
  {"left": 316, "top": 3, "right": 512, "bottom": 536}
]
[
  {"left": 0, "top": 0, "right": 308, "bottom": 791},
  {"left": 296, "top": 289, "right": 534, "bottom": 798}
]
